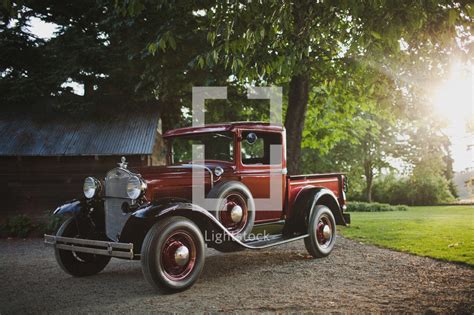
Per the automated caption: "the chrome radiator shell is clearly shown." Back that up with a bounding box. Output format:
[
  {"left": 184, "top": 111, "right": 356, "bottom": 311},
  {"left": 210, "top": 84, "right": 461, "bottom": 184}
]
[{"left": 104, "top": 168, "right": 133, "bottom": 241}]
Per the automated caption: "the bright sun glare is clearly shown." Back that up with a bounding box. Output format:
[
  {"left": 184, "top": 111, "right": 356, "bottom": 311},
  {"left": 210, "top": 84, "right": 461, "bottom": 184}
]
[
  {"left": 432, "top": 60, "right": 473, "bottom": 126},
  {"left": 431, "top": 60, "right": 474, "bottom": 171}
]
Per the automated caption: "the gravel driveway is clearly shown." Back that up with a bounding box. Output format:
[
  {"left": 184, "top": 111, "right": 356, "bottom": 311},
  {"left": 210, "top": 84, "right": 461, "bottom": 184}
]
[{"left": 0, "top": 235, "right": 472, "bottom": 314}]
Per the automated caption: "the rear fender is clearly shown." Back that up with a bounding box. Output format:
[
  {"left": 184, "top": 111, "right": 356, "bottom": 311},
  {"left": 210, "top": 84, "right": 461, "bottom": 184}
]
[{"left": 285, "top": 187, "right": 346, "bottom": 235}]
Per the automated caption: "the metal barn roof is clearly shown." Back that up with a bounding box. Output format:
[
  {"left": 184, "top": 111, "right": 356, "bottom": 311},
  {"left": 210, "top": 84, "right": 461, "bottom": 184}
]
[{"left": 0, "top": 113, "right": 160, "bottom": 156}]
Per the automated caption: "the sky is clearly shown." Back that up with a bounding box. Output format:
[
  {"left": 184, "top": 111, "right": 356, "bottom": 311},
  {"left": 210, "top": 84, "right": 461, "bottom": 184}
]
[
  {"left": 27, "top": 19, "right": 474, "bottom": 172},
  {"left": 26, "top": 17, "right": 57, "bottom": 39}
]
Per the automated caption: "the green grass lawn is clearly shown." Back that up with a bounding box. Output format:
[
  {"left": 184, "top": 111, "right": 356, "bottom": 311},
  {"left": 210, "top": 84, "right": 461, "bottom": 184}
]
[{"left": 339, "top": 205, "right": 474, "bottom": 266}]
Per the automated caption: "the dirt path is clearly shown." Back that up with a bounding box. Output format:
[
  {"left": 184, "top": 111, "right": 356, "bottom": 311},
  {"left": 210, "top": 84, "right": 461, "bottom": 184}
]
[{"left": 0, "top": 235, "right": 472, "bottom": 314}]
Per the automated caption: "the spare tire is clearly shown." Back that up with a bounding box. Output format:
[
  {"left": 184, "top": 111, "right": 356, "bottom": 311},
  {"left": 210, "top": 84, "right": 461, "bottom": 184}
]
[{"left": 207, "top": 180, "right": 255, "bottom": 240}]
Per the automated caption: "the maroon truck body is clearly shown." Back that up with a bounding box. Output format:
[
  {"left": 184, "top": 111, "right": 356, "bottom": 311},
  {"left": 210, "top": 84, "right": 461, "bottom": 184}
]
[
  {"left": 44, "top": 122, "right": 349, "bottom": 291},
  {"left": 139, "top": 122, "right": 347, "bottom": 223}
]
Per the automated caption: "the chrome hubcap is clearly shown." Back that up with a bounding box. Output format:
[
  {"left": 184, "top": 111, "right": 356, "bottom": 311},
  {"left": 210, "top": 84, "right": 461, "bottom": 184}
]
[
  {"left": 322, "top": 225, "right": 332, "bottom": 239},
  {"left": 230, "top": 205, "right": 243, "bottom": 223},
  {"left": 174, "top": 245, "right": 190, "bottom": 266}
]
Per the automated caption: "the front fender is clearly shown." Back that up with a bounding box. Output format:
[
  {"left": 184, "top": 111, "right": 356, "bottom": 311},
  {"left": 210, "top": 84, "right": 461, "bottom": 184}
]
[
  {"left": 52, "top": 198, "right": 106, "bottom": 232},
  {"left": 53, "top": 199, "right": 84, "bottom": 216},
  {"left": 120, "top": 202, "right": 222, "bottom": 246},
  {"left": 120, "top": 201, "right": 253, "bottom": 252},
  {"left": 131, "top": 201, "right": 221, "bottom": 221},
  {"left": 53, "top": 198, "right": 104, "bottom": 217}
]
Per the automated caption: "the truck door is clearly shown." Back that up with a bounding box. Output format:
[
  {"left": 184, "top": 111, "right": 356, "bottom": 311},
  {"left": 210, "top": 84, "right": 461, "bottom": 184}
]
[{"left": 237, "top": 130, "right": 285, "bottom": 223}]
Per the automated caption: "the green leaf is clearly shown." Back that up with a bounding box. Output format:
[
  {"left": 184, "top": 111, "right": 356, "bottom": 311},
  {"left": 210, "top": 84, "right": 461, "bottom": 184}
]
[
  {"left": 207, "top": 31, "right": 216, "bottom": 46},
  {"left": 448, "top": 9, "right": 457, "bottom": 26},
  {"left": 158, "top": 38, "right": 166, "bottom": 51},
  {"left": 168, "top": 35, "right": 176, "bottom": 50},
  {"left": 148, "top": 43, "right": 157, "bottom": 55},
  {"left": 371, "top": 31, "right": 382, "bottom": 40},
  {"left": 466, "top": 4, "right": 474, "bottom": 18},
  {"left": 198, "top": 56, "right": 205, "bottom": 68}
]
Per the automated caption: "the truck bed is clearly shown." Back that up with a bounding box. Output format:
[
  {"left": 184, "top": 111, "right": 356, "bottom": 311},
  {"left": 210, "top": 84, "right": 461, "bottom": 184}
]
[
  {"left": 287, "top": 172, "right": 346, "bottom": 215},
  {"left": 288, "top": 172, "right": 345, "bottom": 180}
]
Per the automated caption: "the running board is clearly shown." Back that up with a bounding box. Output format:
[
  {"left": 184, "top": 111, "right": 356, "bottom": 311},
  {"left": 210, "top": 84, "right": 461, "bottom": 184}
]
[
  {"left": 168, "top": 203, "right": 309, "bottom": 250},
  {"left": 240, "top": 234, "right": 309, "bottom": 249}
]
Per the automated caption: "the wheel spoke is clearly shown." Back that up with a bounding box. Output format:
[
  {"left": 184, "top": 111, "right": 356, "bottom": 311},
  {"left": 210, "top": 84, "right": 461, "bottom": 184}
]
[
  {"left": 316, "top": 215, "right": 332, "bottom": 248},
  {"left": 161, "top": 230, "right": 197, "bottom": 281}
]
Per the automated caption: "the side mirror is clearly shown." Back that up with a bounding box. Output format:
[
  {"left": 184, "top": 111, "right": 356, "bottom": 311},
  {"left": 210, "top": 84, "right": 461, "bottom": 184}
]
[{"left": 246, "top": 132, "right": 258, "bottom": 144}]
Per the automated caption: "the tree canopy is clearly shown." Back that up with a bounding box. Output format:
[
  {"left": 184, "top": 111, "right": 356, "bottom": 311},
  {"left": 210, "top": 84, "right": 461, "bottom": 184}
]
[{"left": 1, "top": 0, "right": 472, "bottom": 204}]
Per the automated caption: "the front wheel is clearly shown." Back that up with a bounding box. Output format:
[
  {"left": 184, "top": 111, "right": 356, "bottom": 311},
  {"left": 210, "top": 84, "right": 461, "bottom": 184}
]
[
  {"left": 141, "top": 216, "right": 205, "bottom": 292},
  {"left": 304, "top": 205, "right": 336, "bottom": 258},
  {"left": 55, "top": 217, "right": 111, "bottom": 277}
]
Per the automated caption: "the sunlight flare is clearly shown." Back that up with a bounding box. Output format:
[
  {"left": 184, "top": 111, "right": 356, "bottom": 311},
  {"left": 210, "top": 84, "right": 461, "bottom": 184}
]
[{"left": 432, "top": 60, "right": 473, "bottom": 126}]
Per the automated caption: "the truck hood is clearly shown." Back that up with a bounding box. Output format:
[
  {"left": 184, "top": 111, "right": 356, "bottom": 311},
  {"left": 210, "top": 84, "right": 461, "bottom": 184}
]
[
  {"left": 133, "top": 162, "right": 235, "bottom": 201},
  {"left": 134, "top": 161, "right": 234, "bottom": 180}
]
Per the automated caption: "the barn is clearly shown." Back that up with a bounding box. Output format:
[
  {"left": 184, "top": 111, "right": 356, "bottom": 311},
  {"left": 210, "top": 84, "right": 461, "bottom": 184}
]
[{"left": 0, "top": 112, "right": 164, "bottom": 220}]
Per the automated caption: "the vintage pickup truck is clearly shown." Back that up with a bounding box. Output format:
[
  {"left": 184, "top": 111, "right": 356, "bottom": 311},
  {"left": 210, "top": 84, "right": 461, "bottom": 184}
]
[{"left": 44, "top": 122, "right": 349, "bottom": 291}]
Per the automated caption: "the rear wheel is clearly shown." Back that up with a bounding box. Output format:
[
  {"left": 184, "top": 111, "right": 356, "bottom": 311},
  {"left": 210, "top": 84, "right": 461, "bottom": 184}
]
[
  {"left": 304, "top": 205, "right": 336, "bottom": 258},
  {"left": 207, "top": 181, "right": 255, "bottom": 240},
  {"left": 141, "top": 216, "right": 205, "bottom": 292},
  {"left": 54, "top": 217, "right": 111, "bottom": 277}
]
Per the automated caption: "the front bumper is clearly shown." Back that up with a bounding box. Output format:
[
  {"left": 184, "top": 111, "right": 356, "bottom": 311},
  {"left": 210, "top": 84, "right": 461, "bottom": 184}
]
[{"left": 44, "top": 234, "right": 135, "bottom": 260}]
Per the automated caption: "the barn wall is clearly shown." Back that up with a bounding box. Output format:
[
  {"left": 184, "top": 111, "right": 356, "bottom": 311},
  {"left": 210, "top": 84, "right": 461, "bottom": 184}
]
[{"left": 0, "top": 155, "right": 148, "bottom": 220}]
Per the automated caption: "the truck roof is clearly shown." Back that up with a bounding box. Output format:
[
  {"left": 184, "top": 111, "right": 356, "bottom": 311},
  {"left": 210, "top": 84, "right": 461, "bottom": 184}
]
[{"left": 163, "top": 122, "right": 285, "bottom": 138}]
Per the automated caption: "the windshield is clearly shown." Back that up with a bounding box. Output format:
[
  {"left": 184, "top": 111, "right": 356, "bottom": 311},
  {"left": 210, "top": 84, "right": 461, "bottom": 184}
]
[{"left": 168, "top": 132, "right": 234, "bottom": 164}]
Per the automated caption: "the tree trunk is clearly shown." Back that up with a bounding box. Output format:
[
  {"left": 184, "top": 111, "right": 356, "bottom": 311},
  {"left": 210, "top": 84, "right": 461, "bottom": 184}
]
[
  {"left": 285, "top": 74, "right": 310, "bottom": 175},
  {"left": 83, "top": 77, "right": 94, "bottom": 98},
  {"left": 364, "top": 160, "right": 374, "bottom": 203},
  {"left": 366, "top": 178, "right": 373, "bottom": 203},
  {"left": 160, "top": 101, "right": 181, "bottom": 132}
]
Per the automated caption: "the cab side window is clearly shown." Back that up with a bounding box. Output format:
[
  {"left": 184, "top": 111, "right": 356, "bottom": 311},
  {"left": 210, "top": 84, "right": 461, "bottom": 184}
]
[{"left": 241, "top": 131, "right": 282, "bottom": 165}]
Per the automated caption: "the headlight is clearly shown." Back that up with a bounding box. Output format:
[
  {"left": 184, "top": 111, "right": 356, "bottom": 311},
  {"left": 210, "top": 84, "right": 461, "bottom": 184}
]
[
  {"left": 214, "top": 166, "right": 224, "bottom": 177},
  {"left": 127, "top": 176, "right": 146, "bottom": 199},
  {"left": 83, "top": 177, "right": 100, "bottom": 199}
]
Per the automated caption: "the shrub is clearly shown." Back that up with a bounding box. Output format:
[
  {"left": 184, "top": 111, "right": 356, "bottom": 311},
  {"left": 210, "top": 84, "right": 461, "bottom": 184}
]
[
  {"left": 40, "top": 211, "right": 64, "bottom": 234},
  {"left": 4, "top": 215, "right": 34, "bottom": 238},
  {"left": 394, "top": 205, "right": 409, "bottom": 211},
  {"left": 372, "top": 173, "right": 454, "bottom": 206},
  {"left": 38, "top": 210, "right": 65, "bottom": 234},
  {"left": 0, "top": 223, "right": 7, "bottom": 238},
  {"left": 347, "top": 201, "right": 408, "bottom": 212}
]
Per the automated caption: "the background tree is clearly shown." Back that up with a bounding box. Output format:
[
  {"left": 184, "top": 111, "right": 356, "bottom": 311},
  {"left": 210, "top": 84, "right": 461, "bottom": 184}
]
[
  {"left": 192, "top": 0, "right": 472, "bottom": 174},
  {"left": 1, "top": 0, "right": 471, "bottom": 205},
  {"left": 1, "top": 1, "right": 153, "bottom": 116}
]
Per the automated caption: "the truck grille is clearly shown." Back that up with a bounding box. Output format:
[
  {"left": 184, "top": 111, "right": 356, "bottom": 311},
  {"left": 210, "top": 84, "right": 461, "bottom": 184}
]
[{"left": 104, "top": 168, "right": 133, "bottom": 241}]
